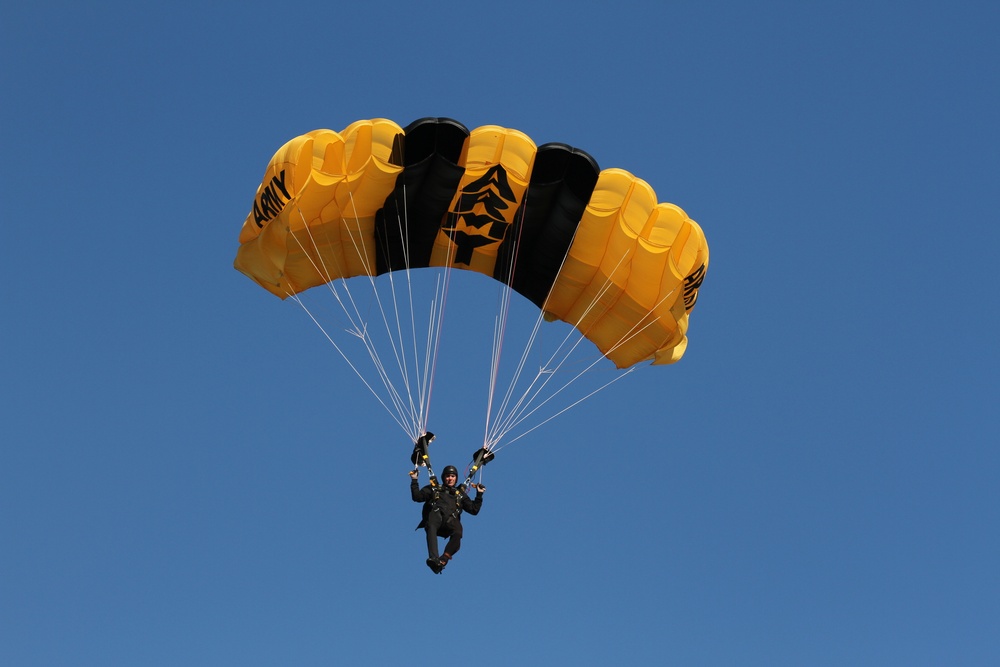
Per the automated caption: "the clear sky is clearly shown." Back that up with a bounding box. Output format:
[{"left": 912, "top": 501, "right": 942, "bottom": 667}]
[{"left": 2, "top": 1, "right": 997, "bottom": 665}]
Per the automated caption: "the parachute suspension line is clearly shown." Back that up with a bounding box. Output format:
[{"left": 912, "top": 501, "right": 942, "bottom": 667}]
[
  {"left": 287, "top": 209, "right": 373, "bottom": 346},
  {"left": 483, "top": 195, "right": 535, "bottom": 450},
  {"left": 490, "top": 271, "right": 684, "bottom": 448},
  {"left": 488, "top": 283, "right": 680, "bottom": 449},
  {"left": 595, "top": 285, "right": 682, "bottom": 365},
  {"left": 341, "top": 192, "right": 423, "bottom": 434},
  {"left": 487, "top": 278, "right": 572, "bottom": 447},
  {"left": 484, "top": 327, "right": 560, "bottom": 447},
  {"left": 558, "top": 248, "right": 684, "bottom": 368},
  {"left": 302, "top": 286, "right": 417, "bottom": 440},
  {"left": 486, "top": 344, "right": 623, "bottom": 450},
  {"left": 486, "top": 246, "right": 683, "bottom": 450},
  {"left": 356, "top": 183, "right": 452, "bottom": 441},
  {"left": 485, "top": 251, "right": 633, "bottom": 448},
  {"left": 482, "top": 273, "right": 518, "bottom": 448},
  {"left": 395, "top": 186, "right": 443, "bottom": 437},
  {"left": 287, "top": 208, "right": 360, "bottom": 334},
  {"left": 483, "top": 293, "right": 553, "bottom": 448},
  {"left": 422, "top": 233, "right": 459, "bottom": 431},
  {"left": 287, "top": 292, "right": 412, "bottom": 437},
  {"left": 483, "top": 199, "right": 646, "bottom": 449},
  {"left": 419, "top": 274, "right": 445, "bottom": 433},
  {"left": 287, "top": 208, "right": 419, "bottom": 440},
  {"left": 367, "top": 184, "right": 430, "bottom": 437},
  {"left": 395, "top": 184, "right": 431, "bottom": 434},
  {"left": 491, "top": 367, "right": 636, "bottom": 453}
]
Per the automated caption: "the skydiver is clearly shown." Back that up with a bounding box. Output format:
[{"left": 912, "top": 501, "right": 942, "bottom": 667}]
[{"left": 410, "top": 464, "right": 485, "bottom": 574}]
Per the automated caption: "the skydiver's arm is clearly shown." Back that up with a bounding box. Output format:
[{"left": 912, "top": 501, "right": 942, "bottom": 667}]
[
  {"left": 411, "top": 480, "right": 433, "bottom": 503},
  {"left": 462, "top": 489, "right": 483, "bottom": 515}
]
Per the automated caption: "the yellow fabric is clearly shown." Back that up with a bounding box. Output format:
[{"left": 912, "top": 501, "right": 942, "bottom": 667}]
[
  {"left": 234, "top": 120, "right": 403, "bottom": 297},
  {"left": 543, "top": 169, "right": 709, "bottom": 368}
]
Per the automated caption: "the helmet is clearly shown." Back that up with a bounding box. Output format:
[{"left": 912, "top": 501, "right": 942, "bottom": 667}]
[{"left": 441, "top": 465, "right": 459, "bottom": 478}]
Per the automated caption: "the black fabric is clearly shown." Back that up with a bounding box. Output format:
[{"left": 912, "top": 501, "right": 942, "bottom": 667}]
[
  {"left": 423, "top": 510, "right": 463, "bottom": 560},
  {"left": 494, "top": 143, "right": 600, "bottom": 308},
  {"left": 375, "top": 118, "right": 469, "bottom": 275}
]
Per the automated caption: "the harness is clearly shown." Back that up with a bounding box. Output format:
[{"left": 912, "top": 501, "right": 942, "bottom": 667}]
[
  {"left": 432, "top": 486, "right": 466, "bottom": 521},
  {"left": 410, "top": 433, "right": 495, "bottom": 518}
]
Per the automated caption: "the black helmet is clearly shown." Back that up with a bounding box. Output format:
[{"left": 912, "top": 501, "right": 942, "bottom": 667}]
[{"left": 441, "top": 465, "right": 459, "bottom": 478}]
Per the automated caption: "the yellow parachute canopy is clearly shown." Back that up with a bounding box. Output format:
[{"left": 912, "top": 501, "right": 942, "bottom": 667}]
[{"left": 235, "top": 117, "right": 708, "bottom": 368}]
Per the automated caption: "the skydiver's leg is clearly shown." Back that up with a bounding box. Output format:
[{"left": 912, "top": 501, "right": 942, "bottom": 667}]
[
  {"left": 424, "top": 512, "right": 442, "bottom": 560},
  {"left": 442, "top": 520, "right": 463, "bottom": 557}
]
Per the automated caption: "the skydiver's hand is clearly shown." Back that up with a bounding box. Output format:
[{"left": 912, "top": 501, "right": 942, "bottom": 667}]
[
  {"left": 475, "top": 484, "right": 486, "bottom": 493},
  {"left": 409, "top": 470, "right": 419, "bottom": 480}
]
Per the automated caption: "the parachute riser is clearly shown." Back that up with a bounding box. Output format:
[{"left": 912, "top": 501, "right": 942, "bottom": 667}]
[
  {"left": 415, "top": 457, "right": 439, "bottom": 488},
  {"left": 410, "top": 432, "right": 439, "bottom": 487},
  {"left": 462, "top": 446, "right": 496, "bottom": 488}
]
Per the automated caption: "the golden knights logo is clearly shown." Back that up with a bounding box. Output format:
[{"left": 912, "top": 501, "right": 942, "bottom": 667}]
[{"left": 442, "top": 165, "right": 518, "bottom": 266}]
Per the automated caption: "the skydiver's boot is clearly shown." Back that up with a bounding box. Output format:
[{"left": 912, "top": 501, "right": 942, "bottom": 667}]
[
  {"left": 439, "top": 553, "right": 452, "bottom": 571},
  {"left": 426, "top": 557, "right": 444, "bottom": 574}
]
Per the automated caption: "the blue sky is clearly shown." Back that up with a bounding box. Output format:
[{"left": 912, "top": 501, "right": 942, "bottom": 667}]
[{"left": 2, "top": 1, "right": 997, "bottom": 665}]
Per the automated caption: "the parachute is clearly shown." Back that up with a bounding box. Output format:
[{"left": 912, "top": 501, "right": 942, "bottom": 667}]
[{"left": 234, "top": 117, "right": 708, "bottom": 451}]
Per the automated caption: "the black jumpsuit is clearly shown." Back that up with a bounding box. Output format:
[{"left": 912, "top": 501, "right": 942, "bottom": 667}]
[{"left": 411, "top": 479, "right": 483, "bottom": 560}]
